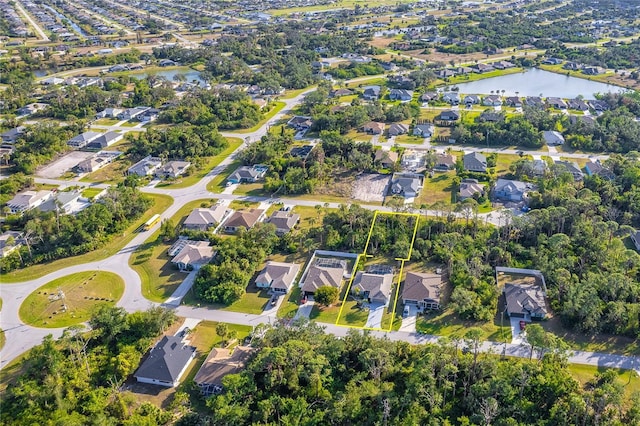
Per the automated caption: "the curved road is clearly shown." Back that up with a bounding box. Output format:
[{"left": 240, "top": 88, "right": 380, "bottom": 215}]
[{"left": 1, "top": 85, "right": 637, "bottom": 373}]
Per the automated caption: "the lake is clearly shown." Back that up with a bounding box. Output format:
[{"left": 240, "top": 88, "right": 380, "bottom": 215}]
[
  {"left": 450, "top": 68, "right": 628, "bottom": 98},
  {"left": 132, "top": 69, "right": 205, "bottom": 85}
]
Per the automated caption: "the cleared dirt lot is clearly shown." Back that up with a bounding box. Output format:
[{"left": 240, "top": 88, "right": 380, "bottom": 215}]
[
  {"left": 352, "top": 173, "right": 391, "bottom": 202},
  {"left": 36, "top": 151, "right": 93, "bottom": 178}
]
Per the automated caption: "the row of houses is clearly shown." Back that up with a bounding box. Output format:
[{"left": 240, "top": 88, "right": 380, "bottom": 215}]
[
  {"left": 4, "top": 188, "right": 98, "bottom": 216},
  {"left": 432, "top": 92, "right": 608, "bottom": 111}
]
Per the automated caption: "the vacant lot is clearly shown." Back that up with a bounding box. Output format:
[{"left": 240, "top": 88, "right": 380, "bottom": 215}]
[
  {"left": 19, "top": 271, "right": 124, "bottom": 328},
  {"left": 36, "top": 151, "right": 94, "bottom": 178},
  {"left": 352, "top": 173, "right": 391, "bottom": 202}
]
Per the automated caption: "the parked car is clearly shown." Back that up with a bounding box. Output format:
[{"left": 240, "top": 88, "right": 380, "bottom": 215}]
[
  {"left": 403, "top": 305, "right": 410, "bottom": 317},
  {"left": 519, "top": 320, "right": 527, "bottom": 331}
]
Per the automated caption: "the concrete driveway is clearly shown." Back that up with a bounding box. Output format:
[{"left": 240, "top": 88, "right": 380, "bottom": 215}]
[
  {"left": 510, "top": 317, "right": 526, "bottom": 344},
  {"left": 295, "top": 299, "right": 315, "bottom": 320},
  {"left": 365, "top": 302, "right": 385, "bottom": 329},
  {"left": 399, "top": 304, "right": 418, "bottom": 332}
]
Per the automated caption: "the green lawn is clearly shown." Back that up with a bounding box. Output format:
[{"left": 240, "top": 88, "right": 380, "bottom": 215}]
[
  {"left": 380, "top": 294, "right": 403, "bottom": 331},
  {"left": 155, "top": 138, "right": 242, "bottom": 189},
  {"left": 129, "top": 198, "right": 216, "bottom": 302},
  {"left": 81, "top": 187, "right": 104, "bottom": 200},
  {"left": 188, "top": 321, "right": 252, "bottom": 352},
  {"left": 336, "top": 299, "right": 369, "bottom": 327},
  {"left": 183, "top": 283, "right": 271, "bottom": 315},
  {"left": 119, "top": 121, "right": 139, "bottom": 127},
  {"left": 19, "top": 271, "right": 124, "bottom": 328},
  {"left": 417, "top": 171, "right": 457, "bottom": 207},
  {"left": 233, "top": 102, "right": 286, "bottom": 133},
  {"left": 232, "top": 182, "right": 264, "bottom": 196},
  {"left": 94, "top": 118, "right": 120, "bottom": 126},
  {"left": 2, "top": 194, "right": 173, "bottom": 283},
  {"left": 229, "top": 200, "right": 260, "bottom": 210},
  {"left": 568, "top": 364, "right": 640, "bottom": 407},
  {"left": 395, "top": 134, "right": 426, "bottom": 145},
  {"left": 416, "top": 308, "right": 511, "bottom": 343},
  {"left": 0, "top": 328, "right": 4, "bottom": 351},
  {"left": 278, "top": 286, "right": 302, "bottom": 319},
  {"left": 206, "top": 159, "right": 242, "bottom": 192}
]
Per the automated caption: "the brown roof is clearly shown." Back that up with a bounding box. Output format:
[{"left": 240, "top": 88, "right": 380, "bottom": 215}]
[
  {"left": 224, "top": 208, "right": 264, "bottom": 229},
  {"left": 301, "top": 265, "right": 344, "bottom": 293},
  {"left": 194, "top": 346, "right": 256, "bottom": 387},
  {"left": 402, "top": 272, "right": 442, "bottom": 303},
  {"left": 363, "top": 121, "right": 385, "bottom": 133},
  {"left": 375, "top": 150, "right": 398, "bottom": 164}
]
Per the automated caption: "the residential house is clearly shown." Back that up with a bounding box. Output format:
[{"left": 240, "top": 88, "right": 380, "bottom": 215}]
[
  {"left": 631, "top": 229, "right": 640, "bottom": 251},
  {"left": 389, "top": 89, "right": 413, "bottom": 102},
  {"left": 479, "top": 111, "right": 504, "bottom": 122},
  {"left": 402, "top": 271, "right": 442, "bottom": 311},
  {"left": 351, "top": 268, "right": 394, "bottom": 304},
  {"left": 95, "top": 108, "right": 123, "bottom": 119},
  {"left": 68, "top": 131, "right": 102, "bottom": 149},
  {"left": 127, "top": 156, "right": 163, "bottom": 176},
  {"left": 589, "top": 99, "right": 609, "bottom": 111},
  {"left": 563, "top": 62, "right": 581, "bottom": 71},
  {"left": 437, "top": 69, "right": 456, "bottom": 79},
  {"left": 505, "top": 96, "right": 522, "bottom": 107},
  {"left": 374, "top": 150, "right": 398, "bottom": 169},
  {"left": 170, "top": 240, "right": 214, "bottom": 271},
  {"left": 388, "top": 123, "right": 409, "bottom": 136},
  {"left": 542, "top": 130, "right": 565, "bottom": 146},
  {"left": 458, "top": 179, "right": 484, "bottom": 200},
  {"left": 525, "top": 97, "right": 544, "bottom": 107},
  {"left": 330, "top": 88, "right": 353, "bottom": 98},
  {"left": 362, "top": 85, "right": 381, "bottom": 101},
  {"left": 413, "top": 123, "right": 434, "bottom": 138},
  {"left": 483, "top": 95, "right": 502, "bottom": 107},
  {"left": 542, "top": 57, "right": 563, "bottom": 65},
  {"left": 503, "top": 282, "right": 548, "bottom": 320},
  {"left": 159, "top": 59, "right": 176, "bottom": 67},
  {"left": 17, "top": 103, "right": 47, "bottom": 116},
  {"left": 118, "top": 106, "right": 150, "bottom": 120},
  {"left": 85, "top": 131, "right": 123, "bottom": 149},
  {"left": 583, "top": 66, "right": 605, "bottom": 75},
  {"left": 227, "top": 164, "right": 269, "bottom": 184},
  {"left": 75, "top": 151, "right": 122, "bottom": 173},
  {"left": 255, "top": 261, "right": 301, "bottom": 294},
  {"left": 554, "top": 160, "right": 584, "bottom": 181},
  {"left": 155, "top": 160, "right": 191, "bottom": 179},
  {"left": 463, "top": 94, "right": 480, "bottom": 105},
  {"left": 567, "top": 98, "right": 589, "bottom": 111},
  {"left": 434, "top": 153, "right": 456, "bottom": 170},
  {"left": 194, "top": 346, "right": 256, "bottom": 396},
  {"left": 362, "top": 121, "right": 385, "bottom": 135},
  {"left": 1, "top": 126, "right": 25, "bottom": 145},
  {"left": 287, "top": 116, "right": 313, "bottom": 131},
  {"left": 301, "top": 258, "right": 346, "bottom": 295},
  {"left": 473, "top": 63, "right": 495, "bottom": 73},
  {"left": 439, "top": 110, "right": 460, "bottom": 121},
  {"left": 137, "top": 108, "right": 159, "bottom": 122},
  {"left": 585, "top": 160, "right": 615, "bottom": 180},
  {"left": 223, "top": 209, "right": 265, "bottom": 233},
  {"left": 493, "top": 178, "right": 536, "bottom": 202},
  {"left": 390, "top": 173, "right": 423, "bottom": 199},
  {"left": 532, "top": 159, "right": 548, "bottom": 177},
  {"left": 289, "top": 145, "right": 314, "bottom": 159},
  {"left": 6, "top": 190, "right": 53, "bottom": 214},
  {"left": 134, "top": 335, "right": 196, "bottom": 387},
  {"left": 183, "top": 206, "right": 228, "bottom": 231},
  {"left": 0, "top": 230, "right": 23, "bottom": 258},
  {"left": 265, "top": 210, "right": 300, "bottom": 235},
  {"left": 401, "top": 151, "right": 425, "bottom": 170},
  {"left": 463, "top": 152, "right": 487, "bottom": 173},
  {"left": 442, "top": 92, "right": 460, "bottom": 105},
  {"left": 546, "top": 97, "right": 568, "bottom": 109},
  {"left": 492, "top": 60, "right": 515, "bottom": 69},
  {"left": 420, "top": 92, "right": 438, "bottom": 102},
  {"left": 38, "top": 190, "right": 88, "bottom": 215},
  {"left": 455, "top": 66, "right": 473, "bottom": 75}
]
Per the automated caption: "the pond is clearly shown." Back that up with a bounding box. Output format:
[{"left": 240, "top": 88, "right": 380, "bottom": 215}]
[
  {"left": 132, "top": 69, "right": 205, "bottom": 85},
  {"left": 450, "top": 68, "right": 628, "bottom": 98}
]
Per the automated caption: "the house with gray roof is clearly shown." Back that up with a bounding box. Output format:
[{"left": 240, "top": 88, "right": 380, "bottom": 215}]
[
  {"left": 585, "top": 160, "right": 614, "bottom": 180},
  {"left": 542, "top": 130, "right": 565, "bottom": 146},
  {"left": 402, "top": 271, "right": 442, "bottom": 311},
  {"left": 194, "top": 346, "right": 256, "bottom": 396},
  {"left": 301, "top": 258, "right": 346, "bottom": 295},
  {"left": 68, "top": 131, "right": 102, "bottom": 149},
  {"left": 388, "top": 123, "right": 409, "bottom": 136},
  {"left": 183, "top": 206, "right": 228, "bottom": 231},
  {"left": 170, "top": 241, "right": 214, "bottom": 271},
  {"left": 631, "top": 229, "right": 640, "bottom": 252},
  {"left": 389, "top": 88, "right": 413, "bottom": 102},
  {"left": 493, "top": 179, "right": 536, "bottom": 202},
  {"left": 155, "top": 160, "right": 191, "bottom": 179},
  {"left": 6, "top": 190, "right": 53, "bottom": 214},
  {"left": 458, "top": 179, "right": 485, "bottom": 200},
  {"left": 1, "top": 126, "right": 25, "bottom": 144},
  {"left": 362, "top": 85, "right": 381, "bottom": 100},
  {"left": 265, "top": 210, "right": 300, "bottom": 235},
  {"left": 255, "top": 261, "right": 301, "bottom": 294},
  {"left": 503, "top": 282, "right": 548, "bottom": 320},
  {"left": 85, "top": 131, "right": 123, "bottom": 149},
  {"left": 463, "top": 152, "right": 487, "bottom": 173},
  {"left": 38, "top": 190, "right": 89, "bottom": 215},
  {"left": 413, "top": 123, "right": 434, "bottom": 137},
  {"left": 127, "top": 155, "right": 163, "bottom": 176},
  {"left": 227, "top": 165, "right": 268, "bottom": 184},
  {"left": 351, "top": 268, "right": 394, "bottom": 304},
  {"left": 134, "top": 335, "right": 196, "bottom": 387},
  {"left": 442, "top": 92, "right": 460, "bottom": 105},
  {"left": 439, "top": 110, "right": 460, "bottom": 121},
  {"left": 463, "top": 94, "right": 480, "bottom": 105},
  {"left": 0, "top": 230, "right": 23, "bottom": 258},
  {"left": 390, "top": 173, "right": 423, "bottom": 199},
  {"left": 554, "top": 160, "right": 584, "bottom": 181}
]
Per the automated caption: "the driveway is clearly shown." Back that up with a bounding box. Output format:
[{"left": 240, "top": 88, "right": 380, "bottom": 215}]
[
  {"left": 163, "top": 270, "right": 198, "bottom": 307},
  {"left": 365, "top": 302, "right": 385, "bottom": 329},
  {"left": 399, "top": 304, "right": 418, "bottom": 332},
  {"left": 262, "top": 292, "right": 285, "bottom": 316},
  {"left": 510, "top": 317, "right": 526, "bottom": 344},
  {"left": 295, "top": 299, "right": 315, "bottom": 320}
]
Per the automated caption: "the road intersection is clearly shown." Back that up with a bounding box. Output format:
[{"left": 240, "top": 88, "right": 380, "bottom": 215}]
[{"left": 1, "top": 86, "right": 636, "bottom": 374}]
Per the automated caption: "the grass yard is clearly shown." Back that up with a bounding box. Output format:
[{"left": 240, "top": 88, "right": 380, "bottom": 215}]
[
  {"left": 439, "top": 67, "right": 525, "bottom": 86},
  {"left": 345, "top": 129, "right": 376, "bottom": 142},
  {"left": 234, "top": 102, "right": 286, "bottom": 133},
  {"left": 380, "top": 296, "right": 403, "bottom": 331},
  {"left": 568, "top": 364, "right": 640, "bottom": 407},
  {"left": 395, "top": 134, "right": 426, "bottom": 145},
  {"left": 229, "top": 200, "right": 260, "bottom": 210},
  {"left": 416, "top": 308, "right": 511, "bottom": 343},
  {"left": 119, "top": 121, "right": 139, "bottom": 128},
  {"left": 336, "top": 299, "right": 369, "bottom": 327},
  {"left": 156, "top": 138, "right": 242, "bottom": 189},
  {"left": 417, "top": 171, "right": 456, "bottom": 207},
  {"left": 80, "top": 157, "right": 130, "bottom": 184},
  {"left": 232, "top": 182, "right": 264, "bottom": 196},
  {"left": 278, "top": 286, "right": 302, "bottom": 319},
  {"left": 280, "top": 86, "right": 316, "bottom": 99},
  {"left": 130, "top": 198, "right": 216, "bottom": 302},
  {"left": 19, "top": 271, "right": 124, "bottom": 328},
  {"left": 206, "top": 159, "right": 242, "bottom": 192},
  {"left": 183, "top": 283, "right": 271, "bottom": 315},
  {"left": 292, "top": 205, "right": 329, "bottom": 231},
  {"left": 94, "top": 118, "right": 120, "bottom": 126},
  {"left": 2, "top": 194, "right": 173, "bottom": 283},
  {"left": 81, "top": 187, "right": 104, "bottom": 200}
]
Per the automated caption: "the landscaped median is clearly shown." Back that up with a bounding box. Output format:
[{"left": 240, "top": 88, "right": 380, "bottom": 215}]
[
  {"left": 1, "top": 193, "right": 173, "bottom": 283},
  {"left": 19, "top": 271, "right": 124, "bottom": 328}
]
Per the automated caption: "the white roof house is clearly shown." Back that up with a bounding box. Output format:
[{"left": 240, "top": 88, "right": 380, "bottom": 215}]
[
  {"left": 127, "top": 156, "right": 163, "bottom": 176},
  {"left": 6, "top": 190, "right": 53, "bottom": 214}
]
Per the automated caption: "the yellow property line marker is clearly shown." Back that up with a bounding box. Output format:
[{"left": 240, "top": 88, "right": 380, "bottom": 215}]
[{"left": 335, "top": 210, "right": 421, "bottom": 332}]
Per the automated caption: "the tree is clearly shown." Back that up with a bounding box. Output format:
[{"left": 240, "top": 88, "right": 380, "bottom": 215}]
[
  {"left": 216, "top": 322, "right": 229, "bottom": 344},
  {"left": 314, "top": 286, "right": 339, "bottom": 307}
]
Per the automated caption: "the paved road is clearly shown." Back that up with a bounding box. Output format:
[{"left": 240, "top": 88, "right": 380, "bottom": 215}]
[
  {"left": 14, "top": 0, "right": 49, "bottom": 42},
  {"left": 1, "top": 82, "right": 637, "bottom": 374}
]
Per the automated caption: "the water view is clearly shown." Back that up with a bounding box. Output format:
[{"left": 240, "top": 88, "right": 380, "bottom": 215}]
[
  {"left": 43, "top": 5, "right": 87, "bottom": 37},
  {"left": 132, "top": 69, "right": 205, "bottom": 85},
  {"left": 451, "top": 68, "right": 628, "bottom": 98}
]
